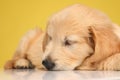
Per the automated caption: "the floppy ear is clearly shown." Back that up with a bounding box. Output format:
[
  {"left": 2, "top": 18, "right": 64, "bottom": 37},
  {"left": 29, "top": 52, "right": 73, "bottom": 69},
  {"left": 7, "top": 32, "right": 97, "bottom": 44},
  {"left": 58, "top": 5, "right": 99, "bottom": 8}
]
[
  {"left": 85, "top": 25, "right": 120, "bottom": 66},
  {"left": 76, "top": 25, "right": 120, "bottom": 70}
]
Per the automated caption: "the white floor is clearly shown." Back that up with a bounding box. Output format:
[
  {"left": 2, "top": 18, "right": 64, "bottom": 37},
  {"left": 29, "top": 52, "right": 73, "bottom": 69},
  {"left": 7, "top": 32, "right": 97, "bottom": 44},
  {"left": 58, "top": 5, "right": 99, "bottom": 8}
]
[{"left": 1, "top": 70, "right": 120, "bottom": 80}]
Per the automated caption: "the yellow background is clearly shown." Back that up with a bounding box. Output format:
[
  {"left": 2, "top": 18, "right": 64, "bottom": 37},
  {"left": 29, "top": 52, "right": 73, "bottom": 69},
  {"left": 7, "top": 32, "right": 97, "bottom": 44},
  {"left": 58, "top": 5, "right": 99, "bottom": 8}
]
[{"left": 0, "top": 0, "right": 120, "bottom": 69}]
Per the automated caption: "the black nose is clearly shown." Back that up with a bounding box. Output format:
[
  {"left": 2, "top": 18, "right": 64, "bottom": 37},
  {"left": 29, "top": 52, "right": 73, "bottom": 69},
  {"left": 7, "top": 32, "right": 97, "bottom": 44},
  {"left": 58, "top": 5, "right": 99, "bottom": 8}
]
[{"left": 42, "top": 59, "right": 55, "bottom": 70}]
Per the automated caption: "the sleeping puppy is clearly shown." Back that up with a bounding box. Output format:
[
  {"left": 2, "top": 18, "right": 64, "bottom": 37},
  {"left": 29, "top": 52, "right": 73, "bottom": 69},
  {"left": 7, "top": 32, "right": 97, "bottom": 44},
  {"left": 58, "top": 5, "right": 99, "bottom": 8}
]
[
  {"left": 42, "top": 4, "right": 120, "bottom": 70},
  {"left": 4, "top": 28, "right": 45, "bottom": 70}
]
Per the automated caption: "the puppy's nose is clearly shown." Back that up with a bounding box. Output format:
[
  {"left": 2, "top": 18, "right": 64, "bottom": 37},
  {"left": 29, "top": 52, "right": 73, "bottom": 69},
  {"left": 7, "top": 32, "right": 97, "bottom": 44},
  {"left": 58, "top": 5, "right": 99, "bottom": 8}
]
[{"left": 42, "top": 59, "right": 55, "bottom": 70}]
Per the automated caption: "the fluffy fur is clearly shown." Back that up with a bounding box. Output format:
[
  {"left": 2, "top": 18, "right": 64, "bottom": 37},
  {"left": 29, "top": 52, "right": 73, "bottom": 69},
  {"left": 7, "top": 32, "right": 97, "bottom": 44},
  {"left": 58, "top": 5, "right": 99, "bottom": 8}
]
[
  {"left": 43, "top": 4, "right": 120, "bottom": 70},
  {"left": 4, "top": 28, "right": 45, "bottom": 69},
  {"left": 5, "top": 4, "right": 120, "bottom": 70}
]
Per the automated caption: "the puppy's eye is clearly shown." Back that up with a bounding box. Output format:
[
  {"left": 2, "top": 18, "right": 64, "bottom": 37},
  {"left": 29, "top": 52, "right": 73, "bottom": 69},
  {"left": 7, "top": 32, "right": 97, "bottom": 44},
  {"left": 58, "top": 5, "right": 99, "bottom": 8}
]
[{"left": 65, "top": 40, "right": 72, "bottom": 46}]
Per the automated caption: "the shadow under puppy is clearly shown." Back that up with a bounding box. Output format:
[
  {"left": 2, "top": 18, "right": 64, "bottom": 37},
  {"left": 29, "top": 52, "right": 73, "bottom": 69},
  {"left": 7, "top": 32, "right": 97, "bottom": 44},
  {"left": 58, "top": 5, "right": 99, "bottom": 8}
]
[
  {"left": 4, "top": 28, "right": 45, "bottom": 70},
  {"left": 42, "top": 4, "right": 120, "bottom": 71}
]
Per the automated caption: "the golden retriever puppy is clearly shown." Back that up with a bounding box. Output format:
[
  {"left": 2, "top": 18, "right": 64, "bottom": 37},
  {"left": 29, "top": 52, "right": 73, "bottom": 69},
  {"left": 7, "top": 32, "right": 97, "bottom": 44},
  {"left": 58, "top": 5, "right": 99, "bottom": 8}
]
[
  {"left": 42, "top": 4, "right": 120, "bottom": 70},
  {"left": 4, "top": 28, "right": 44, "bottom": 70}
]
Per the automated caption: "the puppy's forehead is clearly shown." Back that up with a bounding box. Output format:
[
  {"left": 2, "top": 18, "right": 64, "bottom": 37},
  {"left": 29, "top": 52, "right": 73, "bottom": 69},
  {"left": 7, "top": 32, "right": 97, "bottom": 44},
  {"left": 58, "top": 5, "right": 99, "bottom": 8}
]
[
  {"left": 47, "top": 18, "right": 89, "bottom": 38},
  {"left": 47, "top": 14, "right": 84, "bottom": 37},
  {"left": 47, "top": 24, "right": 81, "bottom": 37},
  {"left": 47, "top": 4, "right": 111, "bottom": 38}
]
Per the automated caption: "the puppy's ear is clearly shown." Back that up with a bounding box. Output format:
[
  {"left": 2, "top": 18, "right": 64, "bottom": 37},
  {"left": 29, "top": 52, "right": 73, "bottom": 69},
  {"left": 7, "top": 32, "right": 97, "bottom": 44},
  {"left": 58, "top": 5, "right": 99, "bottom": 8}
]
[
  {"left": 88, "top": 30, "right": 95, "bottom": 50},
  {"left": 87, "top": 25, "right": 120, "bottom": 64}
]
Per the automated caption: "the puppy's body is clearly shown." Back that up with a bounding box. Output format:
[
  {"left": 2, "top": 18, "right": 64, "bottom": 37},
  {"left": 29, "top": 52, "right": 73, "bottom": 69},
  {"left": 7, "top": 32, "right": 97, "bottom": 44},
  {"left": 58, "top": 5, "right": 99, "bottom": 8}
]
[
  {"left": 42, "top": 4, "right": 120, "bottom": 70},
  {"left": 4, "top": 28, "right": 44, "bottom": 69},
  {"left": 5, "top": 4, "right": 120, "bottom": 71}
]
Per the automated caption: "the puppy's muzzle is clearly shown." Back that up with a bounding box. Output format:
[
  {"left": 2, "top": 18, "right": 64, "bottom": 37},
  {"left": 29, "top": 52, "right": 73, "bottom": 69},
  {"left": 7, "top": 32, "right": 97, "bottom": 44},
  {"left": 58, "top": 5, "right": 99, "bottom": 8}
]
[{"left": 42, "top": 59, "right": 55, "bottom": 70}]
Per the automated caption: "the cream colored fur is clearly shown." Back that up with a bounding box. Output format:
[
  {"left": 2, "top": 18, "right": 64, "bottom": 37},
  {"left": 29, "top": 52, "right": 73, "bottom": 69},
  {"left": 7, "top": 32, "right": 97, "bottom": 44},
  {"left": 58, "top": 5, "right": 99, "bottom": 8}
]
[
  {"left": 43, "top": 4, "right": 120, "bottom": 70},
  {"left": 4, "top": 28, "right": 44, "bottom": 69},
  {"left": 4, "top": 4, "right": 120, "bottom": 70}
]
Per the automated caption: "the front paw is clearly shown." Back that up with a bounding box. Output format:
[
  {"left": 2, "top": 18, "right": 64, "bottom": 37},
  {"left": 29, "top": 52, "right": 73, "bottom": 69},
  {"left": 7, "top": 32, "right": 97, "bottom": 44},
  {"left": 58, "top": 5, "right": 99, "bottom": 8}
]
[{"left": 14, "top": 59, "right": 34, "bottom": 69}]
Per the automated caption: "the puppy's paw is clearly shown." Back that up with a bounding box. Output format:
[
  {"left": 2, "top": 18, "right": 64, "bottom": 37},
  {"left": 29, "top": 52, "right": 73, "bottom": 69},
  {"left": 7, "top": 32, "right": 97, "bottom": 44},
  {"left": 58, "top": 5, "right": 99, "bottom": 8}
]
[{"left": 14, "top": 59, "right": 34, "bottom": 69}]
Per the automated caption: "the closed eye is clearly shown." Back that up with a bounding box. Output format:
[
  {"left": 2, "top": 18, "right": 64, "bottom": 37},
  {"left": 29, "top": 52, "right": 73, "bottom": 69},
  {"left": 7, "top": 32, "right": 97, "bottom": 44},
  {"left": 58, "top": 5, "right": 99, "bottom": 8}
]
[
  {"left": 65, "top": 40, "right": 71, "bottom": 46},
  {"left": 64, "top": 40, "right": 77, "bottom": 46}
]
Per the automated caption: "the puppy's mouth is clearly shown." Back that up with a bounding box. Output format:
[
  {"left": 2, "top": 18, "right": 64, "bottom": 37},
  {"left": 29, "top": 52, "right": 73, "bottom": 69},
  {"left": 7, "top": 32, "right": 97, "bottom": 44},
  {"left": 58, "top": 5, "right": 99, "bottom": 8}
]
[
  {"left": 42, "top": 52, "right": 93, "bottom": 71},
  {"left": 42, "top": 61, "right": 75, "bottom": 71}
]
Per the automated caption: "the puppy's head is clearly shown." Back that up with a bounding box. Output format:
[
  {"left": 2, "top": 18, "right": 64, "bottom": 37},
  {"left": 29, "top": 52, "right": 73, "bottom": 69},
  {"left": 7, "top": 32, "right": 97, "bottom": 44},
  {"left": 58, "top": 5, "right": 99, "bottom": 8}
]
[
  {"left": 42, "top": 27, "right": 94, "bottom": 70},
  {"left": 42, "top": 4, "right": 115, "bottom": 70}
]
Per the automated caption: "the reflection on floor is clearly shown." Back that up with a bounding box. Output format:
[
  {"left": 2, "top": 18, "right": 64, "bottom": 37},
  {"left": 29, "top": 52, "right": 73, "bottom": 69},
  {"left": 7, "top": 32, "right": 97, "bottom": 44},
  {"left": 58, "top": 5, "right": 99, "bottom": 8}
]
[{"left": 1, "top": 70, "right": 120, "bottom": 80}]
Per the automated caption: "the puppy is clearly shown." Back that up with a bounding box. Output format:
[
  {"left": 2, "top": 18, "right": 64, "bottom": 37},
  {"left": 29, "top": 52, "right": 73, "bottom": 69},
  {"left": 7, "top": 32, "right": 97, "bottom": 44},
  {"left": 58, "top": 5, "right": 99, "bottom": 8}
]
[
  {"left": 4, "top": 28, "right": 45, "bottom": 70},
  {"left": 42, "top": 4, "right": 120, "bottom": 70}
]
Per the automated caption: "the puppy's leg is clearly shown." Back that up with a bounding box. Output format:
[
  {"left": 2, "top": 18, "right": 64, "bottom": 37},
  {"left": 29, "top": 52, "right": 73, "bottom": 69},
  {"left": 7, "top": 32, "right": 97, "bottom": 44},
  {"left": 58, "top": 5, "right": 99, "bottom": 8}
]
[
  {"left": 4, "top": 28, "right": 42, "bottom": 69},
  {"left": 4, "top": 59, "right": 31, "bottom": 69},
  {"left": 98, "top": 53, "right": 120, "bottom": 70},
  {"left": 76, "top": 53, "right": 120, "bottom": 71},
  {"left": 14, "top": 58, "right": 34, "bottom": 69}
]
